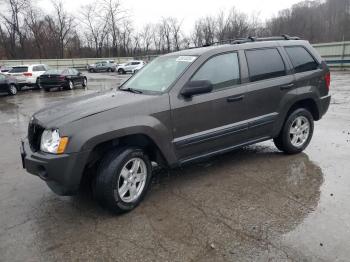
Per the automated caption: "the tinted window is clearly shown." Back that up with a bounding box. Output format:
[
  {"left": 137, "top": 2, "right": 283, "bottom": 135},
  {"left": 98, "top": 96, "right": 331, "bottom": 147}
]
[
  {"left": 285, "top": 46, "right": 319, "bottom": 73},
  {"left": 246, "top": 48, "right": 286, "bottom": 82},
  {"left": 191, "top": 52, "right": 240, "bottom": 90},
  {"left": 33, "top": 66, "right": 45, "bottom": 71},
  {"left": 9, "top": 67, "right": 28, "bottom": 73},
  {"left": 131, "top": 62, "right": 140, "bottom": 65}
]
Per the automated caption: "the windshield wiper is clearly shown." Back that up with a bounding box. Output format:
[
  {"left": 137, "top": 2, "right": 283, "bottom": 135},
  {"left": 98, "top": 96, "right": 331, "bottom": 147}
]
[{"left": 120, "top": 87, "right": 143, "bottom": 94}]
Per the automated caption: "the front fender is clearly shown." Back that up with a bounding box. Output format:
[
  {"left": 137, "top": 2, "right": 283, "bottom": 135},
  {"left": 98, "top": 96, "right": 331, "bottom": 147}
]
[{"left": 61, "top": 111, "right": 177, "bottom": 166}]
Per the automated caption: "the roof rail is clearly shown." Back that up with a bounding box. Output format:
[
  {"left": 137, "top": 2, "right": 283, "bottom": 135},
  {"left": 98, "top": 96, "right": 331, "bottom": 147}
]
[{"left": 202, "top": 35, "right": 300, "bottom": 47}]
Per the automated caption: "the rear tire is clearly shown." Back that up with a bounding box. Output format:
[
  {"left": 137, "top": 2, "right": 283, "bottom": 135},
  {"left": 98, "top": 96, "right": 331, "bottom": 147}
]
[
  {"left": 94, "top": 147, "right": 152, "bottom": 214},
  {"left": 273, "top": 108, "right": 314, "bottom": 154},
  {"left": 8, "top": 84, "right": 17, "bottom": 95},
  {"left": 118, "top": 68, "right": 125, "bottom": 74},
  {"left": 67, "top": 80, "right": 74, "bottom": 90},
  {"left": 82, "top": 78, "right": 87, "bottom": 87},
  {"left": 35, "top": 79, "right": 41, "bottom": 90},
  {"left": 44, "top": 87, "right": 50, "bottom": 92}
]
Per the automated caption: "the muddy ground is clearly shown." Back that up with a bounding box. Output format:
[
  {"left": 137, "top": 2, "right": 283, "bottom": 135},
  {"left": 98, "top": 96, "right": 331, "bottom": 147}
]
[{"left": 0, "top": 71, "right": 349, "bottom": 261}]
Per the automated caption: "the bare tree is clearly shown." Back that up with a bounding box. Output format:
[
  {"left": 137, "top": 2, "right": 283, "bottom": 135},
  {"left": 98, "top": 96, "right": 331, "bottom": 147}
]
[
  {"left": 140, "top": 23, "right": 152, "bottom": 55},
  {"left": 0, "top": 0, "right": 29, "bottom": 58},
  {"left": 161, "top": 18, "right": 172, "bottom": 52},
  {"left": 169, "top": 17, "right": 182, "bottom": 51},
  {"left": 51, "top": 0, "right": 75, "bottom": 58},
  {"left": 80, "top": 3, "right": 108, "bottom": 57},
  {"left": 101, "top": 0, "right": 126, "bottom": 56}
]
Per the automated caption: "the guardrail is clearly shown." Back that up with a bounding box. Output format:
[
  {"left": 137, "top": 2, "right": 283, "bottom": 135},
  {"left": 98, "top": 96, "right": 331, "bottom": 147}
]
[
  {"left": 313, "top": 41, "right": 350, "bottom": 68},
  {"left": 1, "top": 41, "right": 349, "bottom": 69},
  {"left": 0, "top": 57, "right": 133, "bottom": 70}
]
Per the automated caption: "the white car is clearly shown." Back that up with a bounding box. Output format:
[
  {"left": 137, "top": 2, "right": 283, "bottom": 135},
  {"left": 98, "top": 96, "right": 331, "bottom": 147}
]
[
  {"left": 7, "top": 64, "right": 49, "bottom": 89},
  {"left": 117, "top": 60, "right": 145, "bottom": 74}
]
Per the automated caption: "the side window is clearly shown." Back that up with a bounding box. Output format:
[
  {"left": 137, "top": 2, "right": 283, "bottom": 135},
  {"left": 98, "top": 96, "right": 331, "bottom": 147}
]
[
  {"left": 191, "top": 52, "right": 240, "bottom": 91},
  {"left": 285, "top": 46, "right": 319, "bottom": 73},
  {"left": 132, "top": 62, "right": 140, "bottom": 65},
  {"left": 245, "top": 48, "right": 286, "bottom": 82},
  {"left": 0, "top": 74, "right": 5, "bottom": 80}
]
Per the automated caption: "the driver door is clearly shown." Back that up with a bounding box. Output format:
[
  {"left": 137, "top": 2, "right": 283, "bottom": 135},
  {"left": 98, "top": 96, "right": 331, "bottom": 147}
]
[{"left": 170, "top": 52, "right": 249, "bottom": 161}]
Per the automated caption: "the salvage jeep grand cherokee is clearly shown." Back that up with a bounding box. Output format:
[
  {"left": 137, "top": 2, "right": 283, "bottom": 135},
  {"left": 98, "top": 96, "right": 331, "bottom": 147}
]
[{"left": 20, "top": 36, "right": 331, "bottom": 213}]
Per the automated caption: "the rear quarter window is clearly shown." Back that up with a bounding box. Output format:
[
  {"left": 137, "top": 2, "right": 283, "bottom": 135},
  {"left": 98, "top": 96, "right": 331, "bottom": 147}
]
[
  {"left": 245, "top": 48, "right": 286, "bottom": 82},
  {"left": 285, "top": 46, "right": 319, "bottom": 73}
]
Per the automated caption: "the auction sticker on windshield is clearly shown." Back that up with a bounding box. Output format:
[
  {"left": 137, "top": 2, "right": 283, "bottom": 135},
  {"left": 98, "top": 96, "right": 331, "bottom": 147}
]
[{"left": 176, "top": 56, "right": 197, "bottom": 63}]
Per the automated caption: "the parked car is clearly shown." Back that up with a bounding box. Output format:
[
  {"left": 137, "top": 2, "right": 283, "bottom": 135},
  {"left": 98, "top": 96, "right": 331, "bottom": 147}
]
[
  {"left": 7, "top": 64, "right": 48, "bottom": 89},
  {"left": 87, "top": 61, "right": 116, "bottom": 73},
  {"left": 117, "top": 60, "right": 145, "bottom": 74},
  {"left": 0, "top": 73, "right": 18, "bottom": 95},
  {"left": 0, "top": 65, "right": 12, "bottom": 73},
  {"left": 21, "top": 36, "right": 331, "bottom": 213},
  {"left": 39, "top": 68, "right": 87, "bottom": 92}
]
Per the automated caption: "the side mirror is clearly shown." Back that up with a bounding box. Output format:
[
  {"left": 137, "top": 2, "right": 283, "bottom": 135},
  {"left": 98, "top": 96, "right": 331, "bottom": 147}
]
[
  {"left": 77, "top": 72, "right": 81, "bottom": 76},
  {"left": 181, "top": 80, "right": 213, "bottom": 98}
]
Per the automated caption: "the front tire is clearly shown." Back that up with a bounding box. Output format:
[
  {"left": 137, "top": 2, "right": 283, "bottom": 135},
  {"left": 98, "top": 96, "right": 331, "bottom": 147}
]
[
  {"left": 94, "top": 147, "right": 152, "bottom": 214},
  {"left": 118, "top": 68, "right": 125, "bottom": 74},
  {"left": 274, "top": 108, "right": 314, "bottom": 154}
]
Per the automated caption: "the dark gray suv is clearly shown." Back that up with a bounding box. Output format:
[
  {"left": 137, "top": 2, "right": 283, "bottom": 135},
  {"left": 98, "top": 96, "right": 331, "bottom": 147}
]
[{"left": 20, "top": 36, "right": 331, "bottom": 213}]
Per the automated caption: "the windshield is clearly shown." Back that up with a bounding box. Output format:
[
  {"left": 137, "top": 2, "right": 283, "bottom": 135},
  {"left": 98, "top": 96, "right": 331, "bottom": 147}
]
[
  {"left": 121, "top": 55, "right": 197, "bottom": 93},
  {"left": 9, "top": 67, "right": 28, "bottom": 73}
]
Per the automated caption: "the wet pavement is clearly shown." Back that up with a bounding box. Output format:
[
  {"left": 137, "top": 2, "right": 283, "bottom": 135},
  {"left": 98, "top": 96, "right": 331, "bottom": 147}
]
[{"left": 0, "top": 71, "right": 349, "bottom": 261}]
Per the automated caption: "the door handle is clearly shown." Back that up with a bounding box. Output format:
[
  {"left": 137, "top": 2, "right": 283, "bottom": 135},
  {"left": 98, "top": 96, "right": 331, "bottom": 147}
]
[
  {"left": 227, "top": 95, "right": 244, "bottom": 103},
  {"left": 280, "top": 83, "right": 294, "bottom": 90}
]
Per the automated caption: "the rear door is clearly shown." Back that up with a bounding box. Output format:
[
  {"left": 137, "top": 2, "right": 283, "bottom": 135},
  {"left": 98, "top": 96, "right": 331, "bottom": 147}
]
[
  {"left": 242, "top": 47, "right": 295, "bottom": 140},
  {"left": 69, "top": 69, "right": 82, "bottom": 85},
  {"left": 170, "top": 52, "right": 249, "bottom": 161},
  {"left": 284, "top": 45, "right": 325, "bottom": 95}
]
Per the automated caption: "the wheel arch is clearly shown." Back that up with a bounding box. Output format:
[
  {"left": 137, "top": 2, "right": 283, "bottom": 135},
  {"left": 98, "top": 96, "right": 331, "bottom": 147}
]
[
  {"left": 79, "top": 133, "right": 170, "bottom": 189},
  {"left": 274, "top": 97, "right": 320, "bottom": 138}
]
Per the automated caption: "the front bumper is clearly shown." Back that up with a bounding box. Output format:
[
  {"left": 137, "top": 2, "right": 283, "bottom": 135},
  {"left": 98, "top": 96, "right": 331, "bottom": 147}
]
[{"left": 20, "top": 139, "right": 90, "bottom": 195}]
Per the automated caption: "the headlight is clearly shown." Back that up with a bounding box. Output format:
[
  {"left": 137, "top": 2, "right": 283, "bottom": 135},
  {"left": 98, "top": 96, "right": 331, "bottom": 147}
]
[{"left": 40, "top": 129, "right": 69, "bottom": 154}]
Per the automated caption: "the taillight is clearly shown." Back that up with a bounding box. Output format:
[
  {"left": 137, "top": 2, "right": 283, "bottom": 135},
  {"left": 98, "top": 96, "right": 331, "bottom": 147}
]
[
  {"left": 23, "top": 72, "right": 32, "bottom": 77},
  {"left": 325, "top": 72, "right": 330, "bottom": 91},
  {"left": 59, "top": 75, "right": 65, "bottom": 80}
]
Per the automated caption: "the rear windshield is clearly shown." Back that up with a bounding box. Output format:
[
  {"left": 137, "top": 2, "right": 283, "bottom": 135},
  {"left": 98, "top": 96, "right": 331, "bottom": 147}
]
[
  {"left": 44, "top": 69, "right": 65, "bottom": 75},
  {"left": 9, "top": 67, "right": 28, "bottom": 73}
]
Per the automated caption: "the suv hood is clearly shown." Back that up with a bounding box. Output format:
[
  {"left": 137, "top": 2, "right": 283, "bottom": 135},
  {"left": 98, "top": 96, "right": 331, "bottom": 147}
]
[{"left": 33, "top": 90, "right": 154, "bottom": 127}]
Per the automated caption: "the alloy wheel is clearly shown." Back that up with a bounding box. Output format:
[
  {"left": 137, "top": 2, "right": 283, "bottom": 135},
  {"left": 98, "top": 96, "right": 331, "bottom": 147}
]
[
  {"left": 115, "top": 157, "right": 147, "bottom": 203},
  {"left": 289, "top": 116, "right": 310, "bottom": 147}
]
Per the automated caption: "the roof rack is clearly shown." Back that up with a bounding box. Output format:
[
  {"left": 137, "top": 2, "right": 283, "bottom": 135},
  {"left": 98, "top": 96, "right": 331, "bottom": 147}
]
[{"left": 202, "top": 35, "right": 300, "bottom": 47}]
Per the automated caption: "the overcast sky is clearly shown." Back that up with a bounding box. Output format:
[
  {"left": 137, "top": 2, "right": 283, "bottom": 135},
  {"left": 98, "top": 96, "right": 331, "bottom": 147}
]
[{"left": 38, "top": 0, "right": 302, "bottom": 33}]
